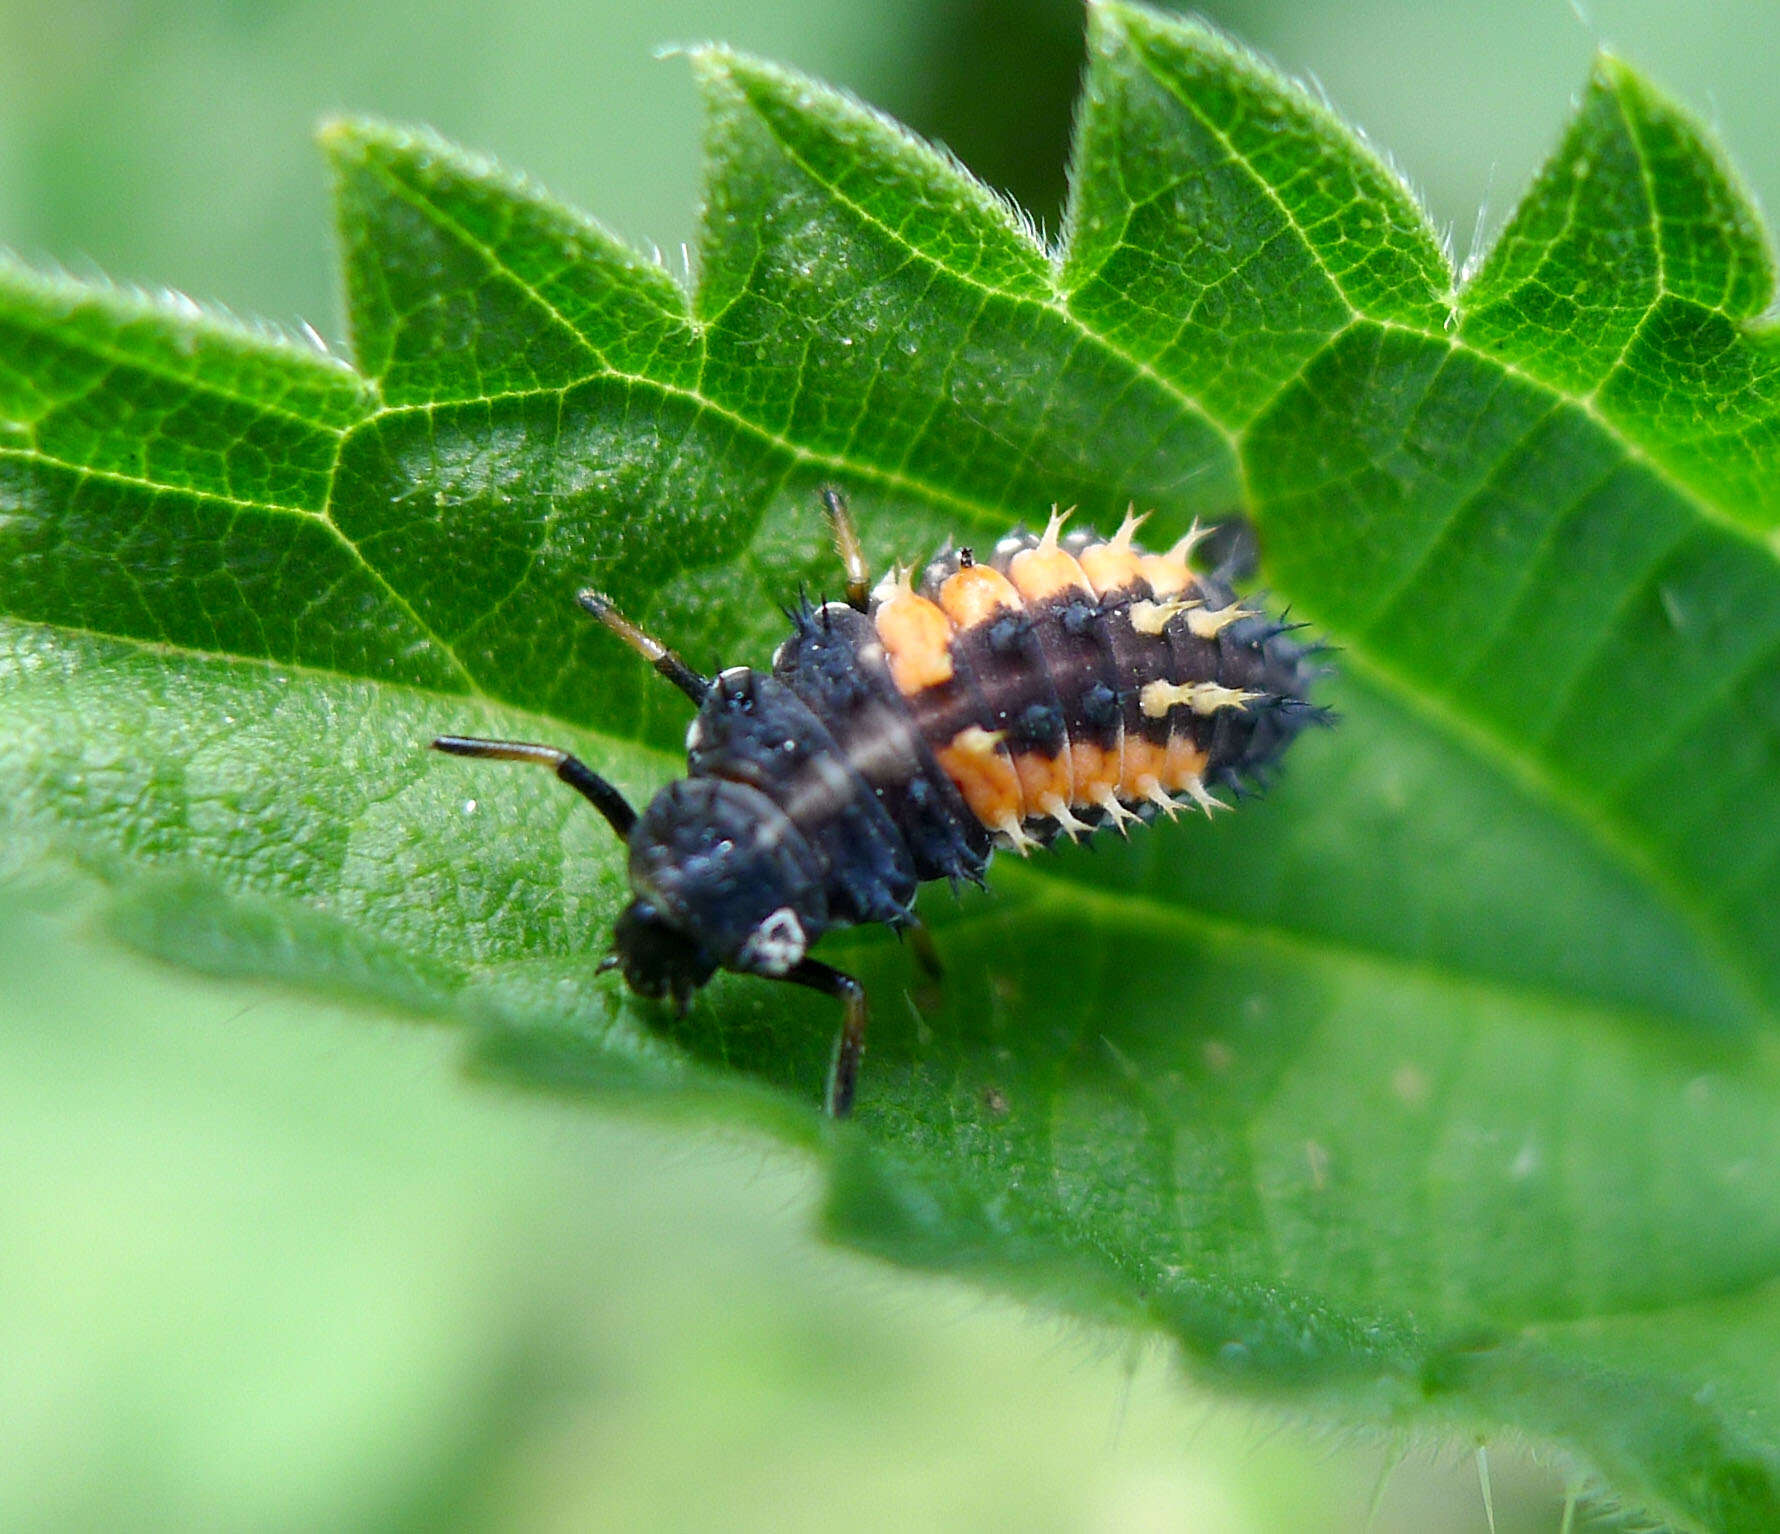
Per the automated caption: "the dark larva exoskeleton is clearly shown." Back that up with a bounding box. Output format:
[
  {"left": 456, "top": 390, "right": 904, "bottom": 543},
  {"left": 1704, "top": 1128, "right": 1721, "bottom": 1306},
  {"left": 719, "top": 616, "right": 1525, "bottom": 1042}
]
[{"left": 433, "top": 491, "right": 1330, "bottom": 1115}]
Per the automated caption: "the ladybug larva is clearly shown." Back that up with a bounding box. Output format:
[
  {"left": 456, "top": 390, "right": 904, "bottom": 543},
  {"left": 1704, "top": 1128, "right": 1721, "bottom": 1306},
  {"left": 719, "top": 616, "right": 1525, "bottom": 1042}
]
[{"left": 434, "top": 489, "right": 1329, "bottom": 1115}]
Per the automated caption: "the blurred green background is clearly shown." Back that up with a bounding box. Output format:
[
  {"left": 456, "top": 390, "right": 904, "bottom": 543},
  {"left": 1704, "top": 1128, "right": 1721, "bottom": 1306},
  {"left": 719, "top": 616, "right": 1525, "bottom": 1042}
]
[{"left": 5, "top": 0, "right": 1778, "bottom": 1526}]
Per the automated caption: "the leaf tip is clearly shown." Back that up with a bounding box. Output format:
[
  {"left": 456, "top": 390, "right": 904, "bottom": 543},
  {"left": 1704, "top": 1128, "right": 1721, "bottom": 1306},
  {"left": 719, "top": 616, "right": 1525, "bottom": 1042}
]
[
  {"left": 1587, "top": 50, "right": 1637, "bottom": 91},
  {"left": 687, "top": 41, "right": 843, "bottom": 135},
  {"left": 685, "top": 41, "right": 818, "bottom": 128},
  {"left": 315, "top": 114, "right": 422, "bottom": 177},
  {"left": 1574, "top": 49, "right": 1776, "bottom": 294},
  {"left": 315, "top": 114, "right": 376, "bottom": 165},
  {"left": 1585, "top": 49, "right": 1707, "bottom": 135},
  {"left": 1089, "top": 0, "right": 1232, "bottom": 59},
  {"left": 684, "top": 39, "right": 752, "bottom": 93},
  {"left": 1082, "top": 0, "right": 1129, "bottom": 43},
  {"left": 1582, "top": 50, "right": 1655, "bottom": 119}
]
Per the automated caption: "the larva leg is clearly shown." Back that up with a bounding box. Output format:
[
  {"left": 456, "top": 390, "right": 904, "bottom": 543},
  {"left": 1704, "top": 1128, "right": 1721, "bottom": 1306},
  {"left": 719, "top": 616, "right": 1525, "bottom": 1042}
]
[
  {"left": 784, "top": 958, "right": 869, "bottom": 1117},
  {"left": 906, "top": 918, "right": 945, "bottom": 1015}
]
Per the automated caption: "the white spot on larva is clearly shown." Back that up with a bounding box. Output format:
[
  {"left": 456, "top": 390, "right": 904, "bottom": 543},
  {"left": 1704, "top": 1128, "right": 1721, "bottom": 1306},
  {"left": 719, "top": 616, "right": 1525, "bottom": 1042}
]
[
  {"left": 1141, "top": 679, "right": 1259, "bottom": 718},
  {"left": 462, "top": 799, "right": 478, "bottom": 815},
  {"left": 738, "top": 907, "right": 806, "bottom": 976},
  {"left": 1178, "top": 775, "right": 1228, "bottom": 818},
  {"left": 1091, "top": 787, "right": 1138, "bottom": 833},
  {"left": 1142, "top": 782, "right": 1181, "bottom": 820},
  {"left": 953, "top": 725, "right": 1006, "bottom": 756},
  {"left": 1185, "top": 601, "right": 1249, "bottom": 640},
  {"left": 1038, "top": 794, "right": 1092, "bottom": 841},
  {"left": 870, "top": 564, "right": 912, "bottom": 605},
  {"left": 992, "top": 814, "right": 1039, "bottom": 855},
  {"left": 1130, "top": 597, "right": 1192, "bottom": 636}
]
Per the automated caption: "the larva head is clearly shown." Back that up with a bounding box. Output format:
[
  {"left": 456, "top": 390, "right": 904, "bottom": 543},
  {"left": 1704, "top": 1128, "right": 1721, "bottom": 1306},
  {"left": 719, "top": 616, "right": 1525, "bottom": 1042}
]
[
  {"left": 608, "top": 776, "right": 828, "bottom": 1008},
  {"left": 605, "top": 897, "right": 715, "bottom": 1011}
]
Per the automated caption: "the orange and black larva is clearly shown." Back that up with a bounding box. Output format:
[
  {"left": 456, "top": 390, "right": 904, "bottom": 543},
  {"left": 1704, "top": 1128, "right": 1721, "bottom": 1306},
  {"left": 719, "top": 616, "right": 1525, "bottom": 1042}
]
[{"left": 433, "top": 490, "right": 1330, "bottom": 1115}]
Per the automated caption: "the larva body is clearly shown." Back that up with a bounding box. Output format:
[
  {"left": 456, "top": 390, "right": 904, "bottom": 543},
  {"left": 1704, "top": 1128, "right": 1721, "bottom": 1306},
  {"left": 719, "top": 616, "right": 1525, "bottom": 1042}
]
[{"left": 434, "top": 495, "right": 1328, "bottom": 1115}]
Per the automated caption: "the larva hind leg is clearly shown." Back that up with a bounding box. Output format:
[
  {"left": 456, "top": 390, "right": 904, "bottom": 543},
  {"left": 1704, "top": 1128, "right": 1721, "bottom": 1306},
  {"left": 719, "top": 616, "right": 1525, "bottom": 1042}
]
[
  {"left": 782, "top": 958, "right": 869, "bottom": 1117},
  {"left": 906, "top": 918, "right": 945, "bottom": 1015}
]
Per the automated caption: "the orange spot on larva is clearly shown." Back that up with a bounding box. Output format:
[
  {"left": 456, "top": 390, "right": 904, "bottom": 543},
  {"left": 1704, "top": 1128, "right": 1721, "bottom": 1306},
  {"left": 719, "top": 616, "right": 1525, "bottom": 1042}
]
[
  {"left": 1063, "top": 739, "right": 1121, "bottom": 806},
  {"left": 1078, "top": 541, "right": 1147, "bottom": 597},
  {"left": 939, "top": 563, "right": 1023, "bottom": 630},
  {"left": 935, "top": 733, "right": 1025, "bottom": 827},
  {"left": 1008, "top": 544, "right": 1093, "bottom": 604},
  {"left": 1118, "top": 736, "right": 1169, "bottom": 800},
  {"left": 1162, "top": 728, "right": 1211, "bottom": 795},
  {"left": 876, "top": 591, "right": 956, "bottom": 693},
  {"left": 1139, "top": 554, "right": 1196, "bottom": 599},
  {"left": 1008, "top": 747, "right": 1072, "bottom": 812}
]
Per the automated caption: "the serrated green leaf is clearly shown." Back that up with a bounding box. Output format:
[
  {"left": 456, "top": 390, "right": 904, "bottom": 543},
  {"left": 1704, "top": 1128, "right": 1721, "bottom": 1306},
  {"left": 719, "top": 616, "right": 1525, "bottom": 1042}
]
[{"left": 5, "top": 4, "right": 1780, "bottom": 1526}]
